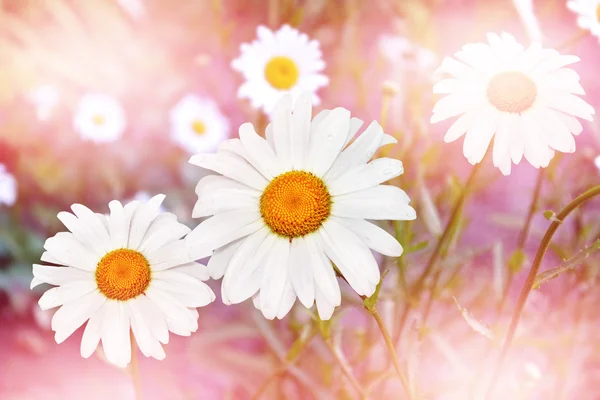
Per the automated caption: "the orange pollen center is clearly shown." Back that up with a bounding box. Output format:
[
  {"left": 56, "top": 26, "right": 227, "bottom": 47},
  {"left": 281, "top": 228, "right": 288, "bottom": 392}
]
[
  {"left": 260, "top": 171, "right": 331, "bottom": 239},
  {"left": 486, "top": 71, "right": 537, "bottom": 113},
  {"left": 95, "top": 249, "right": 151, "bottom": 301},
  {"left": 92, "top": 114, "right": 105, "bottom": 126}
]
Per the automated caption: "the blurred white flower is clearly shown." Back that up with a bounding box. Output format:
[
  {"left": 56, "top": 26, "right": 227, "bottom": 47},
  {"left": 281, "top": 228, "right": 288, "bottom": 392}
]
[
  {"left": 186, "top": 93, "right": 415, "bottom": 320},
  {"left": 74, "top": 93, "right": 126, "bottom": 143},
  {"left": 431, "top": 32, "right": 594, "bottom": 175},
  {"left": 567, "top": 0, "right": 600, "bottom": 40},
  {"left": 28, "top": 85, "right": 59, "bottom": 121},
  {"left": 118, "top": 0, "right": 146, "bottom": 19},
  {"left": 595, "top": 155, "right": 600, "bottom": 170},
  {"left": 379, "top": 34, "right": 438, "bottom": 72},
  {"left": 512, "top": 0, "right": 543, "bottom": 43},
  {"left": 232, "top": 25, "right": 329, "bottom": 115},
  {"left": 169, "top": 95, "right": 229, "bottom": 154},
  {"left": 0, "top": 163, "right": 17, "bottom": 206},
  {"left": 32, "top": 195, "right": 215, "bottom": 367}
]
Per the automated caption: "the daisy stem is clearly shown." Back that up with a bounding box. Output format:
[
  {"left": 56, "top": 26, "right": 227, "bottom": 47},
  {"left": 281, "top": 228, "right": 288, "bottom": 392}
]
[
  {"left": 366, "top": 305, "right": 413, "bottom": 400},
  {"left": 498, "top": 167, "right": 545, "bottom": 314},
  {"left": 129, "top": 333, "right": 143, "bottom": 400},
  {"left": 323, "top": 337, "right": 367, "bottom": 399},
  {"left": 486, "top": 184, "right": 600, "bottom": 397},
  {"left": 396, "top": 161, "right": 483, "bottom": 336}
]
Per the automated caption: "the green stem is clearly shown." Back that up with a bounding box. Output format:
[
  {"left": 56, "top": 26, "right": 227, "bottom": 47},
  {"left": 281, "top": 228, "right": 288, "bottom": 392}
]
[
  {"left": 130, "top": 333, "right": 143, "bottom": 400},
  {"left": 324, "top": 338, "right": 367, "bottom": 399},
  {"left": 486, "top": 184, "right": 600, "bottom": 396},
  {"left": 367, "top": 305, "right": 413, "bottom": 400},
  {"left": 396, "top": 161, "right": 483, "bottom": 335}
]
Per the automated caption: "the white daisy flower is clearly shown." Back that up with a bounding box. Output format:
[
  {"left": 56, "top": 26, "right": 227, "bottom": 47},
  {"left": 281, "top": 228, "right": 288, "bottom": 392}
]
[
  {"left": 28, "top": 85, "right": 59, "bottom": 121},
  {"left": 186, "top": 93, "right": 416, "bottom": 320},
  {"left": 431, "top": 32, "right": 595, "bottom": 175},
  {"left": 169, "top": 95, "right": 229, "bottom": 154},
  {"left": 0, "top": 164, "right": 17, "bottom": 206},
  {"left": 232, "top": 25, "right": 329, "bottom": 115},
  {"left": 31, "top": 194, "right": 215, "bottom": 367},
  {"left": 567, "top": 0, "right": 600, "bottom": 39},
  {"left": 594, "top": 154, "right": 600, "bottom": 170},
  {"left": 74, "top": 93, "right": 126, "bottom": 143}
]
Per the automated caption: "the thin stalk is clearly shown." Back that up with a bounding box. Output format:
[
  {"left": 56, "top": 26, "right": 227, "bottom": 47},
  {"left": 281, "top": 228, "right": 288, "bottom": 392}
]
[
  {"left": 324, "top": 338, "right": 367, "bottom": 399},
  {"left": 367, "top": 305, "right": 413, "bottom": 400},
  {"left": 486, "top": 185, "right": 600, "bottom": 397},
  {"left": 499, "top": 167, "right": 545, "bottom": 313},
  {"left": 130, "top": 333, "right": 143, "bottom": 400},
  {"left": 396, "top": 161, "right": 483, "bottom": 335}
]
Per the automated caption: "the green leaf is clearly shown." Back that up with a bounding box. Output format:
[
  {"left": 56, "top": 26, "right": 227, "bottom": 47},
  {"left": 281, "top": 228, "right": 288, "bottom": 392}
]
[
  {"left": 363, "top": 269, "right": 390, "bottom": 310},
  {"left": 404, "top": 240, "right": 429, "bottom": 254},
  {"left": 285, "top": 326, "right": 313, "bottom": 362},
  {"left": 508, "top": 248, "right": 527, "bottom": 274},
  {"left": 534, "top": 239, "right": 600, "bottom": 289}
]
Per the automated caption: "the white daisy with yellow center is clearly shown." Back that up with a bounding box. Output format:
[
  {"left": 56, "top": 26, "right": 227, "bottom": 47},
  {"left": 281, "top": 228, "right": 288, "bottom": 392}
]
[
  {"left": 232, "top": 25, "right": 329, "bottom": 115},
  {"left": 186, "top": 93, "right": 416, "bottom": 320},
  {"left": 0, "top": 163, "right": 17, "bottom": 206},
  {"left": 431, "top": 32, "right": 594, "bottom": 175},
  {"left": 74, "top": 93, "right": 126, "bottom": 143},
  {"left": 31, "top": 194, "right": 215, "bottom": 367},
  {"left": 567, "top": 0, "right": 600, "bottom": 39},
  {"left": 169, "top": 95, "right": 229, "bottom": 154}
]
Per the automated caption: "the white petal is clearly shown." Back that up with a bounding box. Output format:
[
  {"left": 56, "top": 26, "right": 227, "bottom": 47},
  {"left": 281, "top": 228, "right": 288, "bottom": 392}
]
[
  {"left": 128, "top": 298, "right": 165, "bottom": 360},
  {"left": 276, "top": 280, "right": 296, "bottom": 319},
  {"left": 222, "top": 228, "right": 275, "bottom": 304},
  {"left": 345, "top": 117, "right": 364, "bottom": 146},
  {"left": 324, "top": 121, "right": 384, "bottom": 181},
  {"left": 316, "top": 219, "right": 379, "bottom": 296},
  {"left": 70, "top": 204, "right": 111, "bottom": 252},
  {"left": 305, "top": 107, "right": 351, "bottom": 177},
  {"left": 136, "top": 294, "right": 169, "bottom": 344},
  {"left": 145, "top": 286, "right": 197, "bottom": 334},
  {"left": 146, "top": 240, "right": 194, "bottom": 271},
  {"left": 543, "top": 93, "right": 594, "bottom": 121},
  {"left": 43, "top": 232, "right": 99, "bottom": 271},
  {"left": 189, "top": 153, "right": 269, "bottom": 191},
  {"left": 315, "top": 287, "right": 336, "bottom": 320},
  {"left": 493, "top": 116, "right": 512, "bottom": 175},
  {"left": 152, "top": 270, "right": 215, "bottom": 307},
  {"left": 169, "top": 262, "right": 210, "bottom": 281},
  {"left": 259, "top": 238, "right": 291, "bottom": 320},
  {"left": 80, "top": 301, "right": 107, "bottom": 358},
  {"left": 444, "top": 112, "right": 473, "bottom": 143},
  {"left": 238, "top": 122, "right": 285, "bottom": 180},
  {"left": 186, "top": 209, "right": 263, "bottom": 259},
  {"left": 462, "top": 107, "right": 498, "bottom": 165},
  {"left": 127, "top": 194, "right": 166, "bottom": 250},
  {"left": 537, "top": 108, "right": 576, "bottom": 153},
  {"left": 290, "top": 92, "right": 312, "bottom": 169},
  {"left": 289, "top": 237, "right": 315, "bottom": 308},
  {"left": 305, "top": 235, "right": 341, "bottom": 308},
  {"left": 51, "top": 290, "right": 105, "bottom": 344},
  {"left": 31, "top": 264, "right": 92, "bottom": 289},
  {"left": 101, "top": 301, "right": 131, "bottom": 368},
  {"left": 272, "top": 94, "right": 294, "bottom": 170},
  {"left": 332, "top": 185, "right": 416, "bottom": 220},
  {"left": 327, "top": 158, "right": 404, "bottom": 196},
  {"left": 338, "top": 218, "right": 403, "bottom": 257},
  {"left": 107, "top": 200, "right": 135, "bottom": 249},
  {"left": 39, "top": 281, "right": 98, "bottom": 310},
  {"left": 207, "top": 239, "right": 243, "bottom": 279},
  {"left": 430, "top": 95, "right": 469, "bottom": 124},
  {"left": 138, "top": 213, "right": 190, "bottom": 253},
  {"left": 57, "top": 211, "right": 107, "bottom": 256}
]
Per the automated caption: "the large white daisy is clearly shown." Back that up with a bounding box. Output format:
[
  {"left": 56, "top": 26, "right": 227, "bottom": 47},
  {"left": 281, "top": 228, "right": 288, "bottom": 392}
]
[
  {"left": 232, "top": 25, "right": 329, "bottom": 115},
  {"left": 0, "top": 163, "right": 17, "bottom": 206},
  {"left": 186, "top": 93, "right": 415, "bottom": 320},
  {"left": 567, "top": 0, "right": 600, "bottom": 39},
  {"left": 74, "top": 93, "right": 126, "bottom": 143},
  {"left": 31, "top": 194, "right": 215, "bottom": 367},
  {"left": 169, "top": 94, "right": 229, "bottom": 154},
  {"left": 431, "top": 32, "right": 594, "bottom": 175}
]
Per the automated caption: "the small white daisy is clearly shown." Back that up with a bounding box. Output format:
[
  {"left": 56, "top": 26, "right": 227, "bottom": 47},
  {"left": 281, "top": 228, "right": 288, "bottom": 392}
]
[
  {"left": 567, "top": 0, "right": 600, "bottom": 39},
  {"left": 169, "top": 95, "right": 229, "bottom": 154},
  {"left": 186, "top": 93, "right": 415, "bottom": 320},
  {"left": 28, "top": 85, "right": 59, "bottom": 121},
  {"left": 232, "top": 25, "right": 329, "bottom": 115},
  {"left": 74, "top": 93, "right": 126, "bottom": 143},
  {"left": 431, "top": 32, "right": 595, "bottom": 175},
  {"left": 0, "top": 164, "right": 17, "bottom": 206},
  {"left": 379, "top": 35, "right": 438, "bottom": 72},
  {"left": 31, "top": 194, "right": 215, "bottom": 367}
]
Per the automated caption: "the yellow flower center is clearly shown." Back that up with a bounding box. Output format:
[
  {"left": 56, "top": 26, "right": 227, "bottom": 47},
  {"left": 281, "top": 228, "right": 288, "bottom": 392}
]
[
  {"left": 486, "top": 71, "right": 537, "bottom": 113},
  {"left": 96, "top": 249, "right": 151, "bottom": 301},
  {"left": 264, "top": 56, "right": 299, "bottom": 90},
  {"left": 260, "top": 171, "right": 331, "bottom": 239},
  {"left": 191, "top": 119, "right": 206, "bottom": 135},
  {"left": 597, "top": 4, "right": 600, "bottom": 22},
  {"left": 92, "top": 114, "right": 105, "bottom": 126}
]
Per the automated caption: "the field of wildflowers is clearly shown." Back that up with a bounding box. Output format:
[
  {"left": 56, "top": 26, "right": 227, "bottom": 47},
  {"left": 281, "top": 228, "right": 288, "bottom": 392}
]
[{"left": 1, "top": 0, "right": 600, "bottom": 399}]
